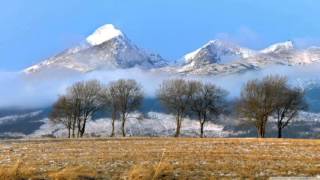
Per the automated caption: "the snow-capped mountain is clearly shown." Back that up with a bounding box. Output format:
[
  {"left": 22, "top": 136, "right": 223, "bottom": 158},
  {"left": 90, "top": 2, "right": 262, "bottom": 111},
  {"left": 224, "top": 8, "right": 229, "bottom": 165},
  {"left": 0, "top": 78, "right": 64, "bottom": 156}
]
[
  {"left": 182, "top": 40, "right": 255, "bottom": 66},
  {"left": 24, "top": 24, "right": 320, "bottom": 76},
  {"left": 172, "top": 40, "right": 256, "bottom": 74},
  {"left": 24, "top": 24, "right": 167, "bottom": 74},
  {"left": 174, "top": 40, "right": 320, "bottom": 75},
  {"left": 86, "top": 24, "right": 124, "bottom": 46},
  {"left": 260, "top": 40, "right": 294, "bottom": 54}
]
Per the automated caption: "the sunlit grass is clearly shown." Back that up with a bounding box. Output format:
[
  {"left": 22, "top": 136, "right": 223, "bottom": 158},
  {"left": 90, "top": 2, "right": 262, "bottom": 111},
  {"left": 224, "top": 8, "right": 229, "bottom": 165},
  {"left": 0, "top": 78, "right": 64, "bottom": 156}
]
[{"left": 0, "top": 138, "right": 319, "bottom": 179}]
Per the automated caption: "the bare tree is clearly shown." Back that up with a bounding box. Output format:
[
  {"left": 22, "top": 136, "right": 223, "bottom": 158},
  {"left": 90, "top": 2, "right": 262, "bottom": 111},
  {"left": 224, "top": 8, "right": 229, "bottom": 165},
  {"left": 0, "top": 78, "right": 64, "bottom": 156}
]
[
  {"left": 100, "top": 85, "right": 119, "bottom": 137},
  {"left": 66, "top": 80, "right": 103, "bottom": 137},
  {"left": 110, "top": 79, "right": 143, "bottom": 137},
  {"left": 157, "top": 79, "right": 194, "bottom": 137},
  {"left": 68, "top": 95, "right": 81, "bottom": 138},
  {"left": 189, "top": 81, "right": 228, "bottom": 138},
  {"left": 273, "top": 87, "right": 307, "bottom": 138},
  {"left": 237, "top": 75, "right": 287, "bottom": 138},
  {"left": 50, "top": 96, "right": 73, "bottom": 138}
]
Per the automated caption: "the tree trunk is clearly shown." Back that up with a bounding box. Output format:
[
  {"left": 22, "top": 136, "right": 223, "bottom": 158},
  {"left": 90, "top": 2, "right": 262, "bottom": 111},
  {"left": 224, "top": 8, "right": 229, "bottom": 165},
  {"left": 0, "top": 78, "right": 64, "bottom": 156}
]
[
  {"left": 200, "top": 122, "right": 205, "bottom": 138},
  {"left": 278, "top": 127, "right": 282, "bottom": 138},
  {"left": 77, "top": 118, "right": 81, "bottom": 138},
  {"left": 80, "top": 118, "right": 87, "bottom": 138},
  {"left": 72, "top": 117, "right": 76, "bottom": 138},
  {"left": 175, "top": 115, "right": 181, "bottom": 137},
  {"left": 111, "top": 119, "right": 115, "bottom": 137},
  {"left": 257, "top": 127, "right": 262, "bottom": 138},
  {"left": 277, "top": 119, "right": 283, "bottom": 138},
  {"left": 259, "top": 126, "right": 265, "bottom": 138},
  {"left": 197, "top": 113, "right": 203, "bottom": 138},
  {"left": 262, "top": 120, "right": 266, "bottom": 138},
  {"left": 258, "top": 117, "right": 267, "bottom": 138},
  {"left": 111, "top": 111, "right": 116, "bottom": 137},
  {"left": 121, "top": 113, "right": 126, "bottom": 137},
  {"left": 200, "top": 113, "right": 208, "bottom": 138},
  {"left": 257, "top": 125, "right": 265, "bottom": 138},
  {"left": 68, "top": 127, "right": 71, "bottom": 138}
]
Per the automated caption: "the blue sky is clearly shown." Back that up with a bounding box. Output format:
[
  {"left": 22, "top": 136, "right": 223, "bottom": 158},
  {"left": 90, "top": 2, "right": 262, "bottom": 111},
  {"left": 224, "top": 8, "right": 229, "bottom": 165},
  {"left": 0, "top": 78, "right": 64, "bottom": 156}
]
[{"left": 1, "top": 0, "right": 320, "bottom": 70}]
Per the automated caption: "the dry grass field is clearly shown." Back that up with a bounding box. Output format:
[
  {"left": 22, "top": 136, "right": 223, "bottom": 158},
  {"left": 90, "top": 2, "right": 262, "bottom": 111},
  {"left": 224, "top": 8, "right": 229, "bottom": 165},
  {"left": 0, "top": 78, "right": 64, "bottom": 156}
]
[{"left": 0, "top": 138, "right": 320, "bottom": 179}]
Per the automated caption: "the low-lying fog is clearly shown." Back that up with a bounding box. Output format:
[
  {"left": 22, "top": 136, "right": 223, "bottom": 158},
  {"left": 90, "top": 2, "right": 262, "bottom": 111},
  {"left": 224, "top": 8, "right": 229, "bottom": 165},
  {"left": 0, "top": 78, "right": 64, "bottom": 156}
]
[{"left": 0, "top": 63, "right": 320, "bottom": 109}]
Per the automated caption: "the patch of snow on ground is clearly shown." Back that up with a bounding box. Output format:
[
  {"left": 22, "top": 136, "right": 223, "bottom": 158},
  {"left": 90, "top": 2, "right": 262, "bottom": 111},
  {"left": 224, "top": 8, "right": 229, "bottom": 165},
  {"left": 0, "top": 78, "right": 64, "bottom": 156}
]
[{"left": 30, "top": 112, "right": 231, "bottom": 138}]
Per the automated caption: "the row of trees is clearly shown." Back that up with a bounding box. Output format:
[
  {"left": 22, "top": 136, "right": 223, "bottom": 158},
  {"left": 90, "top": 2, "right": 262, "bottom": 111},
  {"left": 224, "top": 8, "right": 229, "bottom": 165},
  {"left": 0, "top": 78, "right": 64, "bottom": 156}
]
[
  {"left": 50, "top": 75, "right": 306, "bottom": 138},
  {"left": 50, "top": 80, "right": 103, "bottom": 138},
  {"left": 237, "top": 75, "right": 306, "bottom": 138},
  {"left": 157, "top": 79, "right": 227, "bottom": 137},
  {"left": 50, "top": 79, "right": 143, "bottom": 138}
]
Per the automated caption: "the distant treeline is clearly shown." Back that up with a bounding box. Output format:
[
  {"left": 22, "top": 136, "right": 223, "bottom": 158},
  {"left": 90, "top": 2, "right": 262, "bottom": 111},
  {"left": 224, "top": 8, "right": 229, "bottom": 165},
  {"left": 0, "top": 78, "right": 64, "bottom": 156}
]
[{"left": 50, "top": 75, "right": 307, "bottom": 138}]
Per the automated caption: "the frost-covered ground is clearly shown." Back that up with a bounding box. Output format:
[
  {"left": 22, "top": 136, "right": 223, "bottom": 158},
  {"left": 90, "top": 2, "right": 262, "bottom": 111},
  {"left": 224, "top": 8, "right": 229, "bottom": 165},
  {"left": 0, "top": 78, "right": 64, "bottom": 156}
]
[
  {"left": 31, "top": 112, "right": 231, "bottom": 138},
  {"left": 1, "top": 110, "right": 320, "bottom": 139}
]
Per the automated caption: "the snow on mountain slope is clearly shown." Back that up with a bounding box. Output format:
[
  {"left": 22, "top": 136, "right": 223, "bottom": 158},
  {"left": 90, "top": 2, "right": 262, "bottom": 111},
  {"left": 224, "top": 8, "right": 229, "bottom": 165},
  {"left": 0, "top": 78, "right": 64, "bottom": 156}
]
[
  {"left": 24, "top": 24, "right": 320, "bottom": 77},
  {"left": 297, "top": 47, "right": 320, "bottom": 64},
  {"left": 260, "top": 40, "right": 294, "bottom": 54},
  {"left": 86, "top": 24, "right": 123, "bottom": 46},
  {"left": 175, "top": 40, "right": 256, "bottom": 74},
  {"left": 182, "top": 40, "right": 255, "bottom": 65},
  {"left": 248, "top": 42, "right": 320, "bottom": 66},
  {"left": 24, "top": 24, "right": 167, "bottom": 74},
  {"left": 174, "top": 40, "right": 320, "bottom": 75}
]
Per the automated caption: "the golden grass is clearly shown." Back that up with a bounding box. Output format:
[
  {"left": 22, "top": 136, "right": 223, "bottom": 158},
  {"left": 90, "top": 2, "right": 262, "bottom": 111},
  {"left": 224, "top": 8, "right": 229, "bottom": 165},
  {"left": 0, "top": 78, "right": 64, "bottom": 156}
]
[
  {"left": 0, "top": 160, "right": 37, "bottom": 180},
  {"left": 48, "top": 166, "right": 98, "bottom": 180},
  {"left": 0, "top": 138, "right": 319, "bottom": 179},
  {"left": 126, "top": 163, "right": 174, "bottom": 180}
]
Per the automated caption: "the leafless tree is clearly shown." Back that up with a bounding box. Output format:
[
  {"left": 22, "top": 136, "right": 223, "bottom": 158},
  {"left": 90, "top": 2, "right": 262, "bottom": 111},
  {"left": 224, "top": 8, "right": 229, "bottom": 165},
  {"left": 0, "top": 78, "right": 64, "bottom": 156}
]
[
  {"left": 237, "top": 75, "right": 287, "bottom": 138},
  {"left": 189, "top": 81, "right": 228, "bottom": 138},
  {"left": 273, "top": 87, "right": 307, "bottom": 138},
  {"left": 66, "top": 80, "right": 103, "bottom": 137},
  {"left": 50, "top": 96, "right": 73, "bottom": 138},
  {"left": 100, "top": 84, "right": 119, "bottom": 137},
  {"left": 109, "top": 79, "right": 143, "bottom": 137},
  {"left": 157, "top": 79, "right": 194, "bottom": 137}
]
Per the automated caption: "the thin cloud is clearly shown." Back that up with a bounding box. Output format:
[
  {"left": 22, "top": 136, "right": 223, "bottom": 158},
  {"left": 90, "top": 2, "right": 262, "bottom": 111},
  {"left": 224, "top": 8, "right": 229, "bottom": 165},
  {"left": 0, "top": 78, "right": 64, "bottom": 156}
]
[{"left": 0, "top": 63, "right": 320, "bottom": 109}]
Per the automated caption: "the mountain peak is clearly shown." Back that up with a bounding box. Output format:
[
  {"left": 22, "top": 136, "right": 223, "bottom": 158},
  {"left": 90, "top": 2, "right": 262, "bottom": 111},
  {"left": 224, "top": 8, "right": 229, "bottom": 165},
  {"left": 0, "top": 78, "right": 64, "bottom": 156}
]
[
  {"left": 261, "top": 40, "right": 294, "bottom": 54},
  {"left": 24, "top": 24, "right": 167, "bottom": 74},
  {"left": 182, "top": 39, "right": 255, "bottom": 65},
  {"left": 184, "top": 40, "right": 231, "bottom": 61},
  {"left": 86, "top": 24, "right": 124, "bottom": 46}
]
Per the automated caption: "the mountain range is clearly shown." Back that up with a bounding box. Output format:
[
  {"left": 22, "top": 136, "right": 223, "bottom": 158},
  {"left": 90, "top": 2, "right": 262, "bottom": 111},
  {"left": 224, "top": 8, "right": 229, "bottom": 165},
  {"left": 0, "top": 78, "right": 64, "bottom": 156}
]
[
  {"left": 24, "top": 24, "right": 320, "bottom": 76},
  {"left": 1, "top": 24, "right": 319, "bottom": 139}
]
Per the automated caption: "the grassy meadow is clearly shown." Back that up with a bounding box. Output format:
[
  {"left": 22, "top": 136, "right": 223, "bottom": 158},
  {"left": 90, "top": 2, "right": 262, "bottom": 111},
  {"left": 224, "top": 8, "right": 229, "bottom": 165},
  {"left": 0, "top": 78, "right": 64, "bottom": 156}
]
[{"left": 0, "top": 138, "right": 319, "bottom": 179}]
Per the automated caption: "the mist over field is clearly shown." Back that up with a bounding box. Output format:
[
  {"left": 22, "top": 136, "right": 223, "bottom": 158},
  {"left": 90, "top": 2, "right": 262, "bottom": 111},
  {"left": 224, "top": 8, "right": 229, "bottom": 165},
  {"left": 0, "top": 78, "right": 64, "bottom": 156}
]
[{"left": 1, "top": 63, "right": 320, "bottom": 110}]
